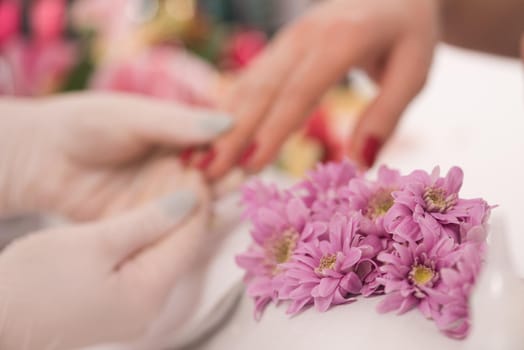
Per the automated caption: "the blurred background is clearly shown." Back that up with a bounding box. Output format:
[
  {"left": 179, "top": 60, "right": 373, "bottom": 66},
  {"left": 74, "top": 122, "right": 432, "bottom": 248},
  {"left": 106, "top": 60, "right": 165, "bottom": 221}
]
[{"left": 0, "top": 0, "right": 367, "bottom": 177}]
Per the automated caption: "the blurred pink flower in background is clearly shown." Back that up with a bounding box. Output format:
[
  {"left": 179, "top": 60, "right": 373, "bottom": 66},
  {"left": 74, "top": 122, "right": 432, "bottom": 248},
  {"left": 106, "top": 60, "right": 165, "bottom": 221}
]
[
  {"left": 91, "top": 47, "right": 219, "bottom": 106},
  {"left": 0, "top": 0, "right": 20, "bottom": 47},
  {"left": 0, "top": 39, "right": 76, "bottom": 96},
  {"left": 223, "top": 29, "right": 267, "bottom": 70},
  {"left": 31, "top": 0, "right": 67, "bottom": 44},
  {"left": 0, "top": 0, "right": 77, "bottom": 95}
]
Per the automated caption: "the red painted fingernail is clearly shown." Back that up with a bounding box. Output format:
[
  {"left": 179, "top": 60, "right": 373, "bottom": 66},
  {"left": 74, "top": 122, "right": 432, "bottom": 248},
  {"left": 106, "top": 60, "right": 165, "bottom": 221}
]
[
  {"left": 180, "top": 148, "right": 194, "bottom": 165},
  {"left": 239, "top": 143, "right": 257, "bottom": 166},
  {"left": 197, "top": 149, "right": 216, "bottom": 169},
  {"left": 362, "top": 136, "right": 382, "bottom": 168}
]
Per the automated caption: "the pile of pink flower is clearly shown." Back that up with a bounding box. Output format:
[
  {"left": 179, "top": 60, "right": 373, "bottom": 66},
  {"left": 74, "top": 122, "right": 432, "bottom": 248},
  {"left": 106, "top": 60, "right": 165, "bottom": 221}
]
[{"left": 236, "top": 161, "right": 492, "bottom": 339}]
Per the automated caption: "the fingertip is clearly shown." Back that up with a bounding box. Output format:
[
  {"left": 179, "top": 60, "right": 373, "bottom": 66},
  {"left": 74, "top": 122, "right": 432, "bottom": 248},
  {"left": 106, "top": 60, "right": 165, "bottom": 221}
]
[
  {"left": 204, "top": 141, "right": 245, "bottom": 180},
  {"left": 179, "top": 148, "right": 195, "bottom": 166},
  {"left": 242, "top": 144, "right": 277, "bottom": 174},
  {"left": 238, "top": 142, "right": 258, "bottom": 166},
  {"left": 361, "top": 135, "right": 383, "bottom": 168},
  {"left": 205, "top": 162, "right": 232, "bottom": 182},
  {"left": 196, "top": 149, "right": 216, "bottom": 170},
  {"left": 346, "top": 132, "right": 383, "bottom": 170}
]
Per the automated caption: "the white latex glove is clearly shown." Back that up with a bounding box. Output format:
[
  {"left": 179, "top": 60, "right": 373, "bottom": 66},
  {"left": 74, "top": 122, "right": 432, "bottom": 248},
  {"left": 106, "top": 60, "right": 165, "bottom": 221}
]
[
  {"left": 0, "top": 92, "right": 232, "bottom": 220},
  {"left": 0, "top": 185, "right": 212, "bottom": 350}
]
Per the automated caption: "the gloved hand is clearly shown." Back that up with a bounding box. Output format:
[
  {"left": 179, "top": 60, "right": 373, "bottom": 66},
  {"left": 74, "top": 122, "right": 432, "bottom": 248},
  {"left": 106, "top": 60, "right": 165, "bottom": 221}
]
[
  {"left": 205, "top": 0, "right": 440, "bottom": 178},
  {"left": 0, "top": 185, "right": 212, "bottom": 350},
  {"left": 0, "top": 92, "right": 232, "bottom": 219}
]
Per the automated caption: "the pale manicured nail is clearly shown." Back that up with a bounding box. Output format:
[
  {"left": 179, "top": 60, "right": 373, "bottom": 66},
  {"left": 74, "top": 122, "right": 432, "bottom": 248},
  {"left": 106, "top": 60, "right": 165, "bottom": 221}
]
[
  {"left": 198, "top": 114, "right": 233, "bottom": 136},
  {"left": 160, "top": 190, "right": 198, "bottom": 221}
]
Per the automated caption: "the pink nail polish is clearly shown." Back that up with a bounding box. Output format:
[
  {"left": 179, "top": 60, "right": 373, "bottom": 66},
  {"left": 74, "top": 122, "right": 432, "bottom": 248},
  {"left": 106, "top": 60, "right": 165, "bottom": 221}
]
[
  {"left": 239, "top": 143, "right": 258, "bottom": 166},
  {"left": 362, "top": 136, "right": 382, "bottom": 168}
]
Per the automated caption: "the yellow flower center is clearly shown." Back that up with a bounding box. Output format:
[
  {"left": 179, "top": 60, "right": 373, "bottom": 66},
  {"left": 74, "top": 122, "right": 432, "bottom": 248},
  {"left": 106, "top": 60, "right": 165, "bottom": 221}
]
[
  {"left": 315, "top": 254, "right": 338, "bottom": 274},
  {"left": 423, "top": 187, "right": 455, "bottom": 213},
  {"left": 367, "top": 189, "right": 394, "bottom": 219},
  {"left": 410, "top": 265, "right": 435, "bottom": 286},
  {"left": 265, "top": 229, "right": 299, "bottom": 272}
]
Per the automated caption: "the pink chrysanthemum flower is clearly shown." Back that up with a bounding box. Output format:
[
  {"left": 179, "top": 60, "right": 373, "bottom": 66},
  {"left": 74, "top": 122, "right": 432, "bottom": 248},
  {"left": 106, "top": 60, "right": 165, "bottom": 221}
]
[
  {"left": 295, "top": 161, "right": 359, "bottom": 220},
  {"left": 376, "top": 230, "right": 462, "bottom": 316},
  {"left": 280, "top": 214, "right": 363, "bottom": 314},
  {"left": 429, "top": 243, "right": 485, "bottom": 339},
  {"left": 236, "top": 195, "right": 312, "bottom": 319},
  {"left": 384, "top": 166, "right": 486, "bottom": 243},
  {"left": 458, "top": 199, "right": 492, "bottom": 243},
  {"left": 345, "top": 166, "right": 403, "bottom": 236},
  {"left": 241, "top": 180, "right": 291, "bottom": 221},
  {"left": 352, "top": 233, "right": 392, "bottom": 297}
]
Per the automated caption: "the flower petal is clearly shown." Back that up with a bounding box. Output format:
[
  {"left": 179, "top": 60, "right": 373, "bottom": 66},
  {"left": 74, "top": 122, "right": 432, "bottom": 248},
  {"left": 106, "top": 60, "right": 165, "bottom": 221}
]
[
  {"left": 314, "top": 294, "right": 335, "bottom": 312},
  {"left": 444, "top": 167, "right": 463, "bottom": 194},
  {"left": 286, "top": 197, "right": 309, "bottom": 228},
  {"left": 286, "top": 297, "right": 313, "bottom": 315},
  {"left": 397, "top": 295, "right": 419, "bottom": 315},
  {"left": 316, "top": 277, "right": 340, "bottom": 298},
  {"left": 340, "top": 272, "right": 362, "bottom": 294},
  {"left": 377, "top": 291, "right": 404, "bottom": 313},
  {"left": 340, "top": 248, "right": 362, "bottom": 271}
]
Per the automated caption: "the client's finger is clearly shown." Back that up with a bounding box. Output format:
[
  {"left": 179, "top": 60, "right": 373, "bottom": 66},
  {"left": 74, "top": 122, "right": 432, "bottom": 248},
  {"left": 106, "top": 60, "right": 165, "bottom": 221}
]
[
  {"left": 205, "top": 22, "right": 313, "bottom": 180},
  {"left": 244, "top": 27, "right": 365, "bottom": 171},
  {"left": 348, "top": 39, "right": 432, "bottom": 168}
]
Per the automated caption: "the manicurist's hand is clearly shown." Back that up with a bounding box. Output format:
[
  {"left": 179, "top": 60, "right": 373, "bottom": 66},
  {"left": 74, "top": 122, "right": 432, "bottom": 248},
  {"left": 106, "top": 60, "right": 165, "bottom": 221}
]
[
  {"left": 0, "top": 92, "right": 232, "bottom": 219},
  {"left": 0, "top": 187, "right": 211, "bottom": 350},
  {"left": 206, "top": 0, "right": 440, "bottom": 178}
]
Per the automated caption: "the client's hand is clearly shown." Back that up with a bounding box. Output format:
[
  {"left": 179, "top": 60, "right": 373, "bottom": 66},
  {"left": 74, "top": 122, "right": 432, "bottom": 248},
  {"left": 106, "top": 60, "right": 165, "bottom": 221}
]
[
  {"left": 206, "top": 0, "right": 440, "bottom": 178},
  {"left": 0, "top": 92, "right": 232, "bottom": 219},
  {"left": 0, "top": 187, "right": 211, "bottom": 350}
]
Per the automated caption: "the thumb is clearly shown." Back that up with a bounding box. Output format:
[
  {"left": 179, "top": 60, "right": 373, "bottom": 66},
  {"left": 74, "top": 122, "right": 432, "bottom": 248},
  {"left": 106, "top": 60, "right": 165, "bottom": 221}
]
[
  {"left": 93, "top": 189, "right": 199, "bottom": 266},
  {"left": 120, "top": 95, "right": 234, "bottom": 147}
]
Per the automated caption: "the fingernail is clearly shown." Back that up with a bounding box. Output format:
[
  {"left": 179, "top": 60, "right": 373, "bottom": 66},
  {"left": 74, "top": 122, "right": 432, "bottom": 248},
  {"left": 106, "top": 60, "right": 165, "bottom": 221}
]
[
  {"left": 239, "top": 142, "right": 257, "bottom": 166},
  {"left": 199, "top": 114, "right": 233, "bottom": 135},
  {"left": 179, "top": 148, "right": 194, "bottom": 165},
  {"left": 362, "top": 135, "right": 382, "bottom": 168},
  {"left": 197, "top": 149, "right": 216, "bottom": 169},
  {"left": 160, "top": 190, "right": 197, "bottom": 221}
]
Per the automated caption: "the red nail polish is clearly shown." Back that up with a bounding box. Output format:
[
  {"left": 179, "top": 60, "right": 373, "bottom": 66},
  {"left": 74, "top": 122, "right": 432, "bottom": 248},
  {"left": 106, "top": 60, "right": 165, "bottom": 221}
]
[
  {"left": 180, "top": 148, "right": 194, "bottom": 165},
  {"left": 362, "top": 136, "right": 382, "bottom": 168},
  {"left": 197, "top": 149, "right": 216, "bottom": 169},
  {"left": 239, "top": 143, "right": 257, "bottom": 166}
]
